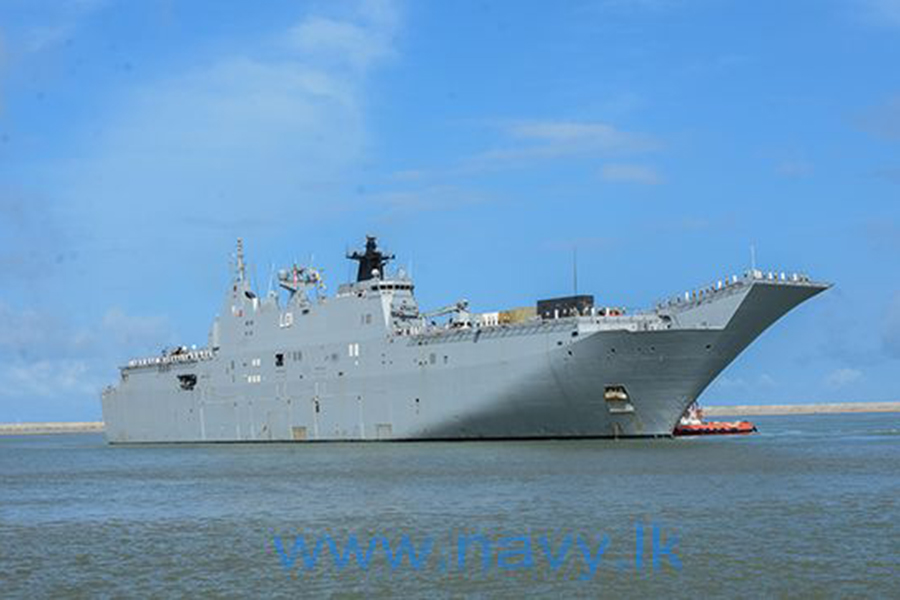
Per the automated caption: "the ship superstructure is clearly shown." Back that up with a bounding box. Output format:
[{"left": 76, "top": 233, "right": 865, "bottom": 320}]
[{"left": 102, "top": 237, "right": 829, "bottom": 442}]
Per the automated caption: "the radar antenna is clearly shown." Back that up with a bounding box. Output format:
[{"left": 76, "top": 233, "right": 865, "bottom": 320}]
[{"left": 278, "top": 263, "right": 325, "bottom": 298}]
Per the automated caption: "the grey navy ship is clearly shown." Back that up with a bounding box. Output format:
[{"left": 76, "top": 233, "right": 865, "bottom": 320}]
[{"left": 101, "top": 237, "right": 829, "bottom": 443}]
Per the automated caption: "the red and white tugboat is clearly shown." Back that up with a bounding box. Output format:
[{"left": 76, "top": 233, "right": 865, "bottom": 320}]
[{"left": 673, "top": 403, "right": 757, "bottom": 436}]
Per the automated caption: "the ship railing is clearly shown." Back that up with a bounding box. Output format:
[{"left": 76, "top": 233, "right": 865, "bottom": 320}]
[
  {"left": 655, "top": 270, "right": 813, "bottom": 311},
  {"left": 126, "top": 348, "right": 215, "bottom": 370}
]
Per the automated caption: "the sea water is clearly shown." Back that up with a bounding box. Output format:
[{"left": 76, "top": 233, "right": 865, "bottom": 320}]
[{"left": 1, "top": 413, "right": 898, "bottom": 597}]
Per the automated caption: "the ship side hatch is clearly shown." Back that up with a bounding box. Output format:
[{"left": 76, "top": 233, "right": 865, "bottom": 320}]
[
  {"left": 177, "top": 374, "right": 197, "bottom": 391},
  {"left": 604, "top": 384, "right": 634, "bottom": 414}
]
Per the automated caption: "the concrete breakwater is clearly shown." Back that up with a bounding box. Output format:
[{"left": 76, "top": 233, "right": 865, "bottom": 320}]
[
  {"left": 0, "top": 422, "right": 105, "bottom": 436},
  {"left": 703, "top": 402, "right": 900, "bottom": 417}
]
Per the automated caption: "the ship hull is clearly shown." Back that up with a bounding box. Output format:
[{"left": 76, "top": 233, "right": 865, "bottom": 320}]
[{"left": 102, "top": 279, "right": 827, "bottom": 443}]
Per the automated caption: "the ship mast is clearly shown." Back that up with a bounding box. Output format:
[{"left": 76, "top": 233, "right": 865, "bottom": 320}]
[
  {"left": 236, "top": 238, "right": 246, "bottom": 282},
  {"left": 347, "top": 235, "right": 394, "bottom": 282}
]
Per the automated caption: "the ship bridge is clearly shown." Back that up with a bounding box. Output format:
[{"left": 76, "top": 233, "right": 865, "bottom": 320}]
[{"left": 336, "top": 278, "right": 415, "bottom": 296}]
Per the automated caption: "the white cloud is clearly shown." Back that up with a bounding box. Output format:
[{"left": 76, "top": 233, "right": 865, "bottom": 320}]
[
  {"left": 0, "top": 302, "right": 174, "bottom": 403},
  {"left": 63, "top": 0, "right": 401, "bottom": 225},
  {"left": 506, "top": 120, "right": 658, "bottom": 154},
  {"left": 287, "top": 17, "right": 393, "bottom": 71},
  {"left": 389, "top": 118, "right": 659, "bottom": 180},
  {"left": 599, "top": 163, "right": 663, "bottom": 185},
  {"left": 453, "top": 119, "right": 659, "bottom": 173},
  {"left": 390, "top": 119, "right": 662, "bottom": 190},
  {"left": 100, "top": 308, "right": 175, "bottom": 349},
  {"left": 0, "top": 302, "right": 172, "bottom": 354},
  {"left": 285, "top": 0, "right": 399, "bottom": 70},
  {"left": 825, "top": 367, "right": 863, "bottom": 387},
  {"left": 0, "top": 359, "right": 97, "bottom": 400},
  {"left": 94, "top": 56, "right": 362, "bottom": 173},
  {"left": 369, "top": 185, "right": 493, "bottom": 216},
  {"left": 0, "top": 302, "right": 51, "bottom": 351},
  {"left": 0, "top": 301, "right": 89, "bottom": 359}
]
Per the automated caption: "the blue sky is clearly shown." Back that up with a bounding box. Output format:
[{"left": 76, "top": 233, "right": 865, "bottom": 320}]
[{"left": 1, "top": 0, "right": 898, "bottom": 421}]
